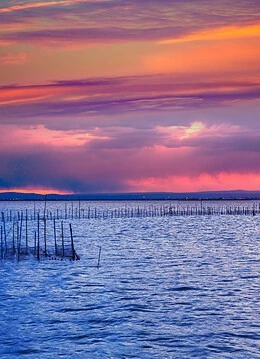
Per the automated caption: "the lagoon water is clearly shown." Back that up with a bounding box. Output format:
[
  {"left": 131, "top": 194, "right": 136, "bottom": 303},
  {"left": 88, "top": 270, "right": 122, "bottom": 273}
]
[{"left": 0, "top": 200, "right": 259, "bottom": 358}]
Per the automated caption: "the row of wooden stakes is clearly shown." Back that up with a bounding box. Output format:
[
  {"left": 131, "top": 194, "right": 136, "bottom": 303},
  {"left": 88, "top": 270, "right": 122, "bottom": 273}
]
[
  {"left": 0, "top": 215, "right": 80, "bottom": 261},
  {"left": 1, "top": 203, "right": 259, "bottom": 222}
]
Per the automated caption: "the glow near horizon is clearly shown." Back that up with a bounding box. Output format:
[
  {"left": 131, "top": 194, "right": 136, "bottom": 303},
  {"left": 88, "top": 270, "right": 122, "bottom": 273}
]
[{"left": 0, "top": 0, "right": 259, "bottom": 194}]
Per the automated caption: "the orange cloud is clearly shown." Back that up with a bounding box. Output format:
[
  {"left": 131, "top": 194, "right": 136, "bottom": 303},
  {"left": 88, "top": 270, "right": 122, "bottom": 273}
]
[
  {"left": 0, "top": 187, "right": 71, "bottom": 195},
  {"left": 0, "top": 87, "right": 51, "bottom": 105},
  {"left": 0, "top": 84, "right": 87, "bottom": 105},
  {"left": 159, "top": 24, "right": 260, "bottom": 44},
  {"left": 144, "top": 37, "right": 260, "bottom": 77}
]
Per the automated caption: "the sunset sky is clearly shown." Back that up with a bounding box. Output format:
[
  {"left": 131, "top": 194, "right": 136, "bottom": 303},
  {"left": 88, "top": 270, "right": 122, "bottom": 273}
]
[{"left": 0, "top": 0, "right": 259, "bottom": 194}]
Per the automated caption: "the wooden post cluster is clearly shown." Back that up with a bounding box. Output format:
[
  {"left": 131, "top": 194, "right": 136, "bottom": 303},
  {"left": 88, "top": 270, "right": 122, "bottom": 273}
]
[
  {"left": 0, "top": 214, "right": 80, "bottom": 262},
  {"left": 0, "top": 200, "right": 259, "bottom": 261}
]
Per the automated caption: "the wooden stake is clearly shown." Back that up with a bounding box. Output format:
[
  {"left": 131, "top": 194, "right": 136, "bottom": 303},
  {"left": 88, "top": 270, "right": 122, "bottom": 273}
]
[
  {"left": 61, "top": 221, "right": 64, "bottom": 257},
  {"left": 25, "top": 209, "right": 28, "bottom": 254},
  {"left": 69, "top": 223, "right": 75, "bottom": 260},
  {"left": 97, "top": 246, "right": 102, "bottom": 268},
  {"left": 12, "top": 222, "right": 15, "bottom": 253},
  {"left": 1, "top": 226, "right": 3, "bottom": 259},
  {"left": 17, "top": 223, "right": 20, "bottom": 261},
  {"left": 53, "top": 219, "right": 57, "bottom": 256},
  {"left": 34, "top": 230, "right": 37, "bottom": 256},
  {"left": 19, "top": 212, "right": 23, "bottom": 256},
  {"left": 1, "top": 212, "right": 7, "bottom": 253},
  {"left": 37, "top": 213, "right": 40, "bottom": 260},
  {"left": 44, "top": 217, "right": 47, "bottom": 256},
  {"left": 37, "top": 229, "right": 40, "bottom": 261}
]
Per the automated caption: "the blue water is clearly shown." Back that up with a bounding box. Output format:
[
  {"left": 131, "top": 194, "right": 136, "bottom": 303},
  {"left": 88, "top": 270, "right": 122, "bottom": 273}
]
[{"left": 0, "top": 201, "right": 259, "bottom": 358}]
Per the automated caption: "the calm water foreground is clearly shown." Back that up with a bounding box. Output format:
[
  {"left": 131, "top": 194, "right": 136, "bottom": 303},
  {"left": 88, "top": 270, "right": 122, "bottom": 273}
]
[{"left": 0, "top": 200, "right": 259, "bottom": 358}]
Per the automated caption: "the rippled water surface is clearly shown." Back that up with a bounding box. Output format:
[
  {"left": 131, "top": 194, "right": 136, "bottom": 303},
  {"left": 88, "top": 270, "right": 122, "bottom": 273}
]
[{"left": 0, "top": 201, "right": 259, "bottom": 358}]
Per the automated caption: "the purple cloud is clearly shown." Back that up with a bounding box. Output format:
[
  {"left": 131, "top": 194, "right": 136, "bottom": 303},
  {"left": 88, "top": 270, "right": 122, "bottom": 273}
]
[
  {"left": 2, "top": 26, "right": 191, "bottom": 44},
  {"left": 0, "top": 133, "right": 259, "bottom": 193},
  {"left": 1, "top": 83, "right": 259, "bottom": 122},
  {"left": 1, "top": 0, "right": 259, "bottom": 45}
]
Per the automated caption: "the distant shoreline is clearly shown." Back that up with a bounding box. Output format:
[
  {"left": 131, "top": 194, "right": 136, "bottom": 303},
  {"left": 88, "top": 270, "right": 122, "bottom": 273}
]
[{"left": 0, "top": 190, "right": 259, "bottom": 201}]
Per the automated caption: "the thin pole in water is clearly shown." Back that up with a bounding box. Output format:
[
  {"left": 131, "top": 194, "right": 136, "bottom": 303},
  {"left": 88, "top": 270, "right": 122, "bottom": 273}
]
[
  {"left": 25, "top": 209, "right": 28, "bottom": 254},
  {"left": 17, "top": 222, "right": 20, "bottom": 261},
  {"left": 97, "top": 246, "right": 102, "bottom": 268},
  {"left": 37, "top": 213, "right": 40, "bottom": 260},
  {"left": 1, "top": 226, "right": 3, "bottom": 259},
  {"left": 53, "top": 219, "right": 57, "bottom": 256},
  {"left": 1, "top": 212, "right": 7, "bottom": 254},
  {"left": 44, "top": 194, "right": 47, "bottom": 219},
  {"left": 19, "top": 212, "right": 23, "bottom": 258},
  {"left": 61, "top": 221, "right": 64, "bottom": 257},
  {"left": 69, "top": 223, "right": 75, "bottom": 260},
  {"left": 37, "top": 230, "right": 40, "bottom": 261},
  {"left": 34, "top": 231, "right": 37, "bottom": 256},
  {"left": 12, "top": 222, "right": 15, "bottom": 254},
  {"left": 44, "top": 217, "right": 47, "bottom": 256}
]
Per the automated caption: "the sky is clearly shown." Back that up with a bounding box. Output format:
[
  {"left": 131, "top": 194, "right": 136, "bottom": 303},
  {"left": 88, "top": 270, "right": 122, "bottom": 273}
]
[{"left": 0, "top": 0, "right": 259, "bottom": 194}]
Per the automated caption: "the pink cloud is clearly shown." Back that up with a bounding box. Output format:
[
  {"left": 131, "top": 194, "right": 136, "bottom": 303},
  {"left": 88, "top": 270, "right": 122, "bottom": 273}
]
[
  {"left": 0, "top": 52, "right": 28, "bottom": 65},
  {"left": 127, "top": 173, "right": 260, "bottom": 192},
  {"left": 0, "top": 123, "right": 259, "bottom": 193}
]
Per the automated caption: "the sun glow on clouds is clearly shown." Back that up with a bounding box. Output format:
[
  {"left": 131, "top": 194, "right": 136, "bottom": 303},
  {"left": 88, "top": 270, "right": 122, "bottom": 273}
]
[
  {"left": 0, "top": 187, "right": 71, "bottom": 195},
  {"left": 181, "top": 122, "right": 205, "bottom": 139},
  {"left": 144, "top": 23, "right": 260, "bottom": 79},
  {"left": 145, "top": 38, "right": 260, "bottom": 76},
  {"left": 156, "top": 121, "right": 205, "bottom": 143}
]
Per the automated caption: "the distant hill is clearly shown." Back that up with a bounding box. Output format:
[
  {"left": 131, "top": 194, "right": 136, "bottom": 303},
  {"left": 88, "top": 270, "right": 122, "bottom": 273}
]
[{"left": 0, "top": 190, "right": 259, "bottom": 201}]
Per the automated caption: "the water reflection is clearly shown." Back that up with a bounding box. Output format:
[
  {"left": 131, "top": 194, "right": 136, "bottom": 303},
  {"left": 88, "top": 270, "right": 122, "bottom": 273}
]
[{"left": 0, "top": 201, "right": 259, "bottom": 358}]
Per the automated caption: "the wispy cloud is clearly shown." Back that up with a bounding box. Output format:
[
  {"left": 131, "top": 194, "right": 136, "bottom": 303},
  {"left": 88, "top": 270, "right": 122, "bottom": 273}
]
[
  {"left": 1, "top": 1, "right": 259, "bottom": 46},
  {"left": 159, "top": 24, "right": 260, "bottom": 44},
  {"left": 1, "top": 75, "right": 259, "bottom": 125},
  {"left": 0, "top": 26, "right": 193, "bottom": 46}
]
